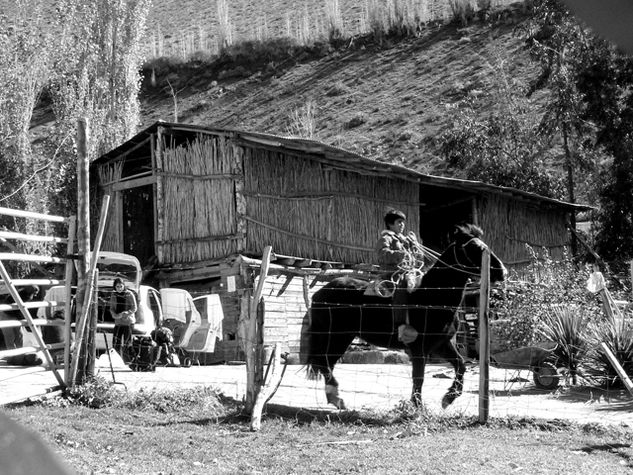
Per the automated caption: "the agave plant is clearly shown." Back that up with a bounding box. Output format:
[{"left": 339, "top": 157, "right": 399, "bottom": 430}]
[
  {"left": 585, "top": 311, "right": 633, "bottom": 388},
  {"left": 536, "top": 305, "right": 589, "bottom": 385}
]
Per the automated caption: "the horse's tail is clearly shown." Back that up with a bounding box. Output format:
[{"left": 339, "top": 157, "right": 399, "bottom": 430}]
[
  {"left": 301, "top": 284, "right": 335, "bottom": 380},
  {"left": 300, "top": 277, "right": 366, "bottom": 380},
  {"left": 300, "top": 308, "right": 322, "bottom": 380}
]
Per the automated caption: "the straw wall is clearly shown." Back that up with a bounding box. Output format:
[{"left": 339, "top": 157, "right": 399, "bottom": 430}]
[
  {"left": 243, "top": 147, "right": 419, "bottom": 264},
  {"left": 97, "top": 161, "right": 124, "bottom": 252},
  {"left": 478, "top": 194, "right": 571, "bottom": 266},
  {"left": 160, "top": 135, "right": 243, "bottom": 263}
]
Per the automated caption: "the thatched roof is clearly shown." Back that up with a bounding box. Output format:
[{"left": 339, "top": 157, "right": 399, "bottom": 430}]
[{"left": 94, "top": 121, "right": 591, "bottom": 213}]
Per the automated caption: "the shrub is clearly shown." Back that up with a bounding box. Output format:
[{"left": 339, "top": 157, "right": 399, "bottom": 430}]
[
  {"left": 122, "top": 386, "right": 227, "bottom": 415},
  {"left": 448, "top": 0, "right": 476, "bottom": 26},
  {"left": 536, "top": 305, "right": 589, "bottom": 384},
  {"left": 584, "top": 312, "right": 633, "bottom": 388},
  {"left": 216, "top": 0, "right": 233, "bottom": 52},
  {"left": 286, "top": 100, "right": 318, "bottom": 138},
  {"left": 325, "top": 0, "right": 344, "bottom": 43},
  {"left": 493, "top": 246, "right": 602, "bottom": 353},
  {"left": 65, "top": 376, "right": 122, "bottom": 409}
]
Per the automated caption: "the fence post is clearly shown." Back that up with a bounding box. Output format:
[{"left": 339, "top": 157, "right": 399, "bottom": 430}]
[
  {"left": 63, "top": 216, "right": 77, "bottom": 385},
  {"left": 70, "top": 195, "right": 110, "bottom": 386},
  {"left": 74, "top": 118, "right": 91, "bottom": 384},
  {"left": 478, "top": 248, "right": 491, "bottom": 424},
  {"left": 243, "top": 246, "right": 272, "bottom": 413}
]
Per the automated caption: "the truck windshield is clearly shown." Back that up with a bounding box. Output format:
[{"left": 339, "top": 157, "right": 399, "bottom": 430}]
[{"left": 96, "top": 262, "right": 138, "bottom": 283}]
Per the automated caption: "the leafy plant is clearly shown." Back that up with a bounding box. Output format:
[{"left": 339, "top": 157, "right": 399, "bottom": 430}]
[
  {"left": 536, "top": 305, "right": 589, "bottom": 384},
  {"left": 492, "top": 246, "right": 602, "bottom": 353},
  {"left": 448, "top": 0, "right": 476, "bottom": 27},
  {"left": 65, "top": 376, "right": 123, "bottom": 409},
  {"left": 325, "top": 0, "right": 344, "bottom": 43},
  {"left": 439, "top": 76, "right": 566, "bottom": 199},
  {"left": 585, "top": 312, "right": 633, "bottom": 388},
  {"left": 286, "top": 100, "right": 318, "bottom": 138},
  {"left": 216, "top": 0, "right": 233, "bottom": 52}
]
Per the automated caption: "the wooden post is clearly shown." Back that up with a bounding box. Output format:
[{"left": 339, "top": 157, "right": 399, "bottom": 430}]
[
  {"left": 251, "top": 343, "right": 282, "bottom": 431},
  {"left": 86, "top": 270, "right": 99, "bottom": 379},
  {"left": 74, "top": 118, "right": 91, "bottom": 384},
  {"left": 155, "top": 127, "right": 164, "bottom": 263},
  {"left": 478, "top": 249, "right": 491, "bottom": 424},
  {"left": 63, "top": 216, "right": 77, "bottom": 385},
  {"left": 630, "top": 261, "right": 633, "bottom": 302},
  {"left": 243, "top": 246, "right": 272, "bottom": 413},
  {"left": 70, "top": 195, "right": 110, "bottom": 386}
]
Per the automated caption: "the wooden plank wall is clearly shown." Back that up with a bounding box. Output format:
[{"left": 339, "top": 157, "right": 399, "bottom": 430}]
[{"left": 259, "top": 273, "right": 327, "bottom": 358}]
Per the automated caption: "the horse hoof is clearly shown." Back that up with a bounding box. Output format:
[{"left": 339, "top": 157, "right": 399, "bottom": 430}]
[
  {"left": 411, "top": 393, "right": 423, "bottom": 407},
  {"left": 328, "top": 397, "right": 346, "bottom": 410},
  {"left": 441, "top": 392, "right": 459, "bottom": 409},
  {"left": 326, "top": 393, "right": 347, "bottom": 410}
]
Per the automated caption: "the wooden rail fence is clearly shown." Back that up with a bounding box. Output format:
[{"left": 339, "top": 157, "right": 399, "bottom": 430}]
[{"left": 0, "top": 206, "right": 76, "bottom": 398}]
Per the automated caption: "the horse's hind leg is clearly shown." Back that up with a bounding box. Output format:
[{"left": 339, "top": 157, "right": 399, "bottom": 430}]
[
  {"left": 409, "top": 346, "right": 426, "bottom": 406},
  {"left": 323, "top": 369, "right": 346, "bottom": 410},
  {"left": 434, "top": 339, "right": 466, "bottom": 409},
  {"left": 308, "top": 360, "right": 346, "bottom": 409}
]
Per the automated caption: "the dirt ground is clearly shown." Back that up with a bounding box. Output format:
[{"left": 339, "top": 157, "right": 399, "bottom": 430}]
[{"left": 2, "top": 362, "right": 632, "bottom": 428}]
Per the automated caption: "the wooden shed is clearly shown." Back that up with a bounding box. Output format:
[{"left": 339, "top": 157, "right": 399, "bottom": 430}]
[{"left": 91, "top": 121, "right": 588, "bottom": 362}]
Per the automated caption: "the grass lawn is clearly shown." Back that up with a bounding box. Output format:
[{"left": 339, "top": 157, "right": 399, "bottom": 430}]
[{"left": 3, "top": 385, "right": 633, "bottom": 474}]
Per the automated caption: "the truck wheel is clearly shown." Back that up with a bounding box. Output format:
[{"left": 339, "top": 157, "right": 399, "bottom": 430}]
[{"left": 533, "top": 361, "right": 560, "bottom": 390}]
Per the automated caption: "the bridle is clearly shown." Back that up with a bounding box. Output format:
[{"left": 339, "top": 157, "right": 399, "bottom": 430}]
[{"left": 439, "top": 236, "right": 488, "bottom": 277}]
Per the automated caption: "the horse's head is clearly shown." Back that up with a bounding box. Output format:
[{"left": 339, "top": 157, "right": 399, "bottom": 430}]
[{"left": 449, "top": 223, "right": 506, "bottom": 283}]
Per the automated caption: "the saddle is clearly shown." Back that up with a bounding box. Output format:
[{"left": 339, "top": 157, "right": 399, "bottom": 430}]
[{"left": 363, "top": 270, "right": 424, "bottom": 298}]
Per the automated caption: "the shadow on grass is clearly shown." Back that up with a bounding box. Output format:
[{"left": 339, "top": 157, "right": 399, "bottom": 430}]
[
  {"left": 580, "top": 442, "right": 633, "bottom": 468},
  {"left": 469, "top": 382, "right": 633, "bottom": 408}
]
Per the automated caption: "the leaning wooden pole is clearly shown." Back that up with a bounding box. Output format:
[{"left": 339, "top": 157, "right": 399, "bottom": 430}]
[
  {"left": 600, "top": 342, "right": 633, "bottom": 396},
  {"left": 70, "top": 195, "right": 110, "bottom": 386},
  {"left": 478, "top": 249, "right": 491, "bottom": 424}
]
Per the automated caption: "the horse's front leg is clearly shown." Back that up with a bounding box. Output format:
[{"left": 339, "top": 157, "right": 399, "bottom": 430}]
[
  {"left": 409, "top": 347, "right": 426, "bottom": 406},
  {"left": 436, "top": 339, "right": 466, "bottom": 409}
]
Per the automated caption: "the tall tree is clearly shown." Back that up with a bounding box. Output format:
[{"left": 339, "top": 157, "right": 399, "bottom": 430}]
[
  {"left": 439, "top": 65, "right": 565, "bottom": 199},
  {"left": 50, "top": 0, "right": 151, "bottom": 160},
  {"left": 527, "top": 1, "right": 633, "bottom": 261},
  {"left": 525, "top": 0, "right": 602, "bottom": 254},
  {"left": 0, "top": 1, "right": 54, "bottom": 261}
]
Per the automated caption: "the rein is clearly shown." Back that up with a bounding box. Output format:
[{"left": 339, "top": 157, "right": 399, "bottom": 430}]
[{"left": 435, "top": 237, "right": 487, "bottom": 277}]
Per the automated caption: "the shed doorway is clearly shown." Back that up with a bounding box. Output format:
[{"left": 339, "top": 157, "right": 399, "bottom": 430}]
[
  {"left": 418, "top": 187, "right": 474, "bottom": 253},
  {"left": 122, "top": 185, "right": 155, "bottom": 267}
]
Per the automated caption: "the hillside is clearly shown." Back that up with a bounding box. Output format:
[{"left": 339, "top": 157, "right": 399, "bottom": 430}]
[
  {"left": 16, "top": 1, "right": 540, "bottom": 179},
  {"left": 138, "top": 5, "right": 535, "bottom": 176}
]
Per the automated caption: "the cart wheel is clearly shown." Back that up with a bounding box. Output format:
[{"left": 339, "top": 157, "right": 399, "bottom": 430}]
[
  {"left": 532, "top": 362, "right": 560, "bottom": 390},
  {"left": 182, "top": 357, "right": 192, "bottom": 368}
]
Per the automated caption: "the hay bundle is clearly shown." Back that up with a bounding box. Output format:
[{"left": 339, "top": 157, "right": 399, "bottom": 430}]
[{"left": 97, "top": 161, "right": 124, "bottom": 252}]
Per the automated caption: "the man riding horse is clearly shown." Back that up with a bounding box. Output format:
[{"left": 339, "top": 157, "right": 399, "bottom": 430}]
[{"left": 375, "top": 209, "right": 425, "bottom": 337}]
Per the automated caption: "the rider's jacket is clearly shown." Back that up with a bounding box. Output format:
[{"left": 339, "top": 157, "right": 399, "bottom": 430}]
[{"left": 375, "top": 229, "right": 423, "bottom": 271}]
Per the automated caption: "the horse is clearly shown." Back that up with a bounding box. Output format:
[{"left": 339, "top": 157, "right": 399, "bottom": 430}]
[{"left": 301, "top": 223, "right": 506, "bottom": 410}]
